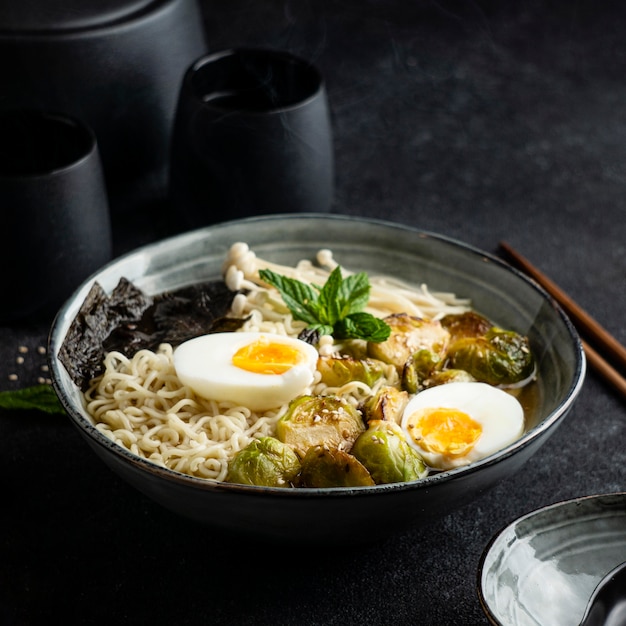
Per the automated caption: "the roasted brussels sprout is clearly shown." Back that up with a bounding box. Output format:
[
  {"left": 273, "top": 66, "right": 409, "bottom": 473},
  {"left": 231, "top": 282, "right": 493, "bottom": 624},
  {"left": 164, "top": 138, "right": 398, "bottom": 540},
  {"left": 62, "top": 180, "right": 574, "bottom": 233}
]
[
  {"left": 446, "top": 327, "right": 535, "bottom": 386},
  {"left": 360, "top": 385, "right": 409, "bottom": 424},
  {"left": 276, "top": 395, "right": 366, "bottom": 457},
  {"left": 226, "top": 437, "right": 301, "bottom": 487},
  {"left": 317, "top": 354, "right": 389, "bottom": 387},
  {"left": 440, "top": 311, "right": 493, "bottom": 343},
  {"left": 299, "top": 446, "right": 375, "bottom": 487},
  {"left": 367, "top": 313, "right": 450, "bottom": 372},
  {"left": 402, "top": 349, "right": 442, "bottom": 393},
  {"left": 351, "top": 420, "right": 428, "bottom": 484},
  {"left": 423, "top": 368, "right": 476, "bottom": 388}
]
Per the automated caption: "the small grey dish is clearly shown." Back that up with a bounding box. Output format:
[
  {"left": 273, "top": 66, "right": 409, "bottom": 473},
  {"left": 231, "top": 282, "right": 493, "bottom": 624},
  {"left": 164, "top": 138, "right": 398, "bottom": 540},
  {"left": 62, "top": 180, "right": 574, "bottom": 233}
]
[
  {"left": 581, "top": 561, "right": 626, "bottom": 626},
  {"left": 478, "top": 492, "right": 626, "bottom": 626},
  {"left": 48, "top": 214, "right": 586, "bottom": 544}
]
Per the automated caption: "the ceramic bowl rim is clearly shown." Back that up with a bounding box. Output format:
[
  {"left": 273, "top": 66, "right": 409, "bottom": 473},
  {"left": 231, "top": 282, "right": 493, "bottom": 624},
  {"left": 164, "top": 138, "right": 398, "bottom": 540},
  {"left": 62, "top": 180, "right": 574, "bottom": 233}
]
[{"left": 48, "top": 213, "right": 587, "bottom": 499}]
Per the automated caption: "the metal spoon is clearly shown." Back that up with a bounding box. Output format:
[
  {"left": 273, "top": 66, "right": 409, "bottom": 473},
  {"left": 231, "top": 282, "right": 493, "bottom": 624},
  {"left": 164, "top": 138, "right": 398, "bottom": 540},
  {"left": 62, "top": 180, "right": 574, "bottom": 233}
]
[{"left": 580, "top": 561, "right": 626, "bottom": 626}]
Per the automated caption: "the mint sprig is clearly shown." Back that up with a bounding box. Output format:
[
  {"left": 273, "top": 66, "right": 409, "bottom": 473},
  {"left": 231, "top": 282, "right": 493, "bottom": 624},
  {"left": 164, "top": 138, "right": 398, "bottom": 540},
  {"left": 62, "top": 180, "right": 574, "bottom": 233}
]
[{"left": 259, "top": 267, "right": 390, "bottom": 342}]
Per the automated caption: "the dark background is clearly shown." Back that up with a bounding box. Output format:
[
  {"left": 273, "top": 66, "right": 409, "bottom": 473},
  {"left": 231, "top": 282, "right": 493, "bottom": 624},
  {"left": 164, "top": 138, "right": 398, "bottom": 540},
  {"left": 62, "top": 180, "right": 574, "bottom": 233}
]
[{"left": 1, "top": 1, "right": 625, "bottom": 624}]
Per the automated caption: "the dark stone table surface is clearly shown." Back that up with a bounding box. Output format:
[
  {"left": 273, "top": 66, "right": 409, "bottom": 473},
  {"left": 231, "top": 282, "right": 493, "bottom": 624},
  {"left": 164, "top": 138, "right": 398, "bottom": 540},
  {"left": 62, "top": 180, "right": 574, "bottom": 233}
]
[{"left": 2, "top": 1, "right": 625, "bottom": 624}]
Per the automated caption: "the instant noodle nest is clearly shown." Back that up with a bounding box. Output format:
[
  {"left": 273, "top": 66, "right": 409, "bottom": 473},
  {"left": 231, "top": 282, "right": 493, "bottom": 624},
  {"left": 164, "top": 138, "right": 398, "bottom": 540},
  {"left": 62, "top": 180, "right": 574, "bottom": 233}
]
[{"left": 49, "top": 214, "right": 585, "bottom": 544}]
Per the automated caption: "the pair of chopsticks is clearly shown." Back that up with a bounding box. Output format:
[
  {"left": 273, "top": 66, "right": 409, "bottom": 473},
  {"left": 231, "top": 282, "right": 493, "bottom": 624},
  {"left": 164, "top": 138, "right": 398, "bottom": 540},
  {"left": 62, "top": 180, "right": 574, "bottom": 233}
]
[{"left": 499, "top": 241, "right": 626, "bottom": 400}]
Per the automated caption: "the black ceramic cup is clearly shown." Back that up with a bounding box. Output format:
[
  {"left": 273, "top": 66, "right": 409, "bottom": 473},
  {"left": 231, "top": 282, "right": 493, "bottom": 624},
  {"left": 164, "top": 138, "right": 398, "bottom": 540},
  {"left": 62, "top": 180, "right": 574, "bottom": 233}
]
[
  {"left": 0, "top": 110, "right": 112, "bottom": 322},
  {"left": 0, "top": 0, "right": 208, "bottom": 211},
  {"left": 169, "top": 48, "right": 334, "bottom": 227}
]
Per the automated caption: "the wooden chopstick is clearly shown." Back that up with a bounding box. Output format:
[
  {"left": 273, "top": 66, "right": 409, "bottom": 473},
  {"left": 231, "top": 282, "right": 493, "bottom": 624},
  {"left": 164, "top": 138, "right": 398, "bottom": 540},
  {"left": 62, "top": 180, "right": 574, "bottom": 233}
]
[
  {"left": 581, "top": 339, "right": 626, "bottom": 398},
  {"left": 499, "top": 241, "right": 626, "bottom": 399}
]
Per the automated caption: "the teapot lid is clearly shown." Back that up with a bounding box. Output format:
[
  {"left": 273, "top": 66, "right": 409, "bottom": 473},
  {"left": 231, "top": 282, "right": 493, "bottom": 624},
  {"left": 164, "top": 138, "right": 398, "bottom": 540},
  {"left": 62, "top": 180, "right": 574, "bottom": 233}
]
[{"left": 0, "top": 0, "right": 157, "bottom": 32}]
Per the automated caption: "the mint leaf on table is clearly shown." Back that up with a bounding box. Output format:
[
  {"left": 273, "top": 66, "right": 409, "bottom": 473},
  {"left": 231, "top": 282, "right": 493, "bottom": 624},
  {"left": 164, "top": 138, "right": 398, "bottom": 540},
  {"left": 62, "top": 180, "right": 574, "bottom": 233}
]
[
  {"left": 0, "top": 385, "right": 66, "bottom": 415},
  {"left": 259, "top": 267, "right": 391, "bottom": 343}
]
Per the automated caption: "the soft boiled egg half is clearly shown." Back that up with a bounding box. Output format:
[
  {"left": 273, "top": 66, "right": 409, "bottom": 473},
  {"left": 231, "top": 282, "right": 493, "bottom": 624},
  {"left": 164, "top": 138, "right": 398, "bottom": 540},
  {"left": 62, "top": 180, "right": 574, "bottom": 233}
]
[
  {"left": 400, "top": 381, "right": 525, "bottom": 470},
  {"left": 173, "top": 332, "right": 319, "bottom": 411}
]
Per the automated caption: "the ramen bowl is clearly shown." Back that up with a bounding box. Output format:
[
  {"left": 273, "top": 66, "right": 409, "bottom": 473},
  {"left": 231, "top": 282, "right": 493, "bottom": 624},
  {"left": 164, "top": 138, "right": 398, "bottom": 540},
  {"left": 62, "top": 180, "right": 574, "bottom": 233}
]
[{"left": 48, "top": 214, "right": 586, "bottom": 543}]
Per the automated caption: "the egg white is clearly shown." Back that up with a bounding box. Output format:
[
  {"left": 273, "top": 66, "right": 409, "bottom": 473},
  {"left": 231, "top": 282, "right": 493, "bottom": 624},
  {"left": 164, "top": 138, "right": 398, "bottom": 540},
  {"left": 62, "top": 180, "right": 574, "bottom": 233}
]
[
  {"left": 400, "top": 381, "right": 525, "bottom": 470},
  {"left": 173, "top": 332, "right": 319, "bottom": 411}
]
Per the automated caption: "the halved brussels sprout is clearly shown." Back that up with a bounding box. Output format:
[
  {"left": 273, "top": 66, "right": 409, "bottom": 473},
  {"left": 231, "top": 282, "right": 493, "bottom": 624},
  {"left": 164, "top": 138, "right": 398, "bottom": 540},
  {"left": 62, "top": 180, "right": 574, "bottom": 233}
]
[
  {"left": 402, "top": 349, "right": 442, "bottom": 393},
  {"left": 423, "top": 368, "right": 476, "bottom": 388},
  {"left": 276, "top": 395, "right": 365, "bottom": 457},
  {"left": 367, "top": 313, "right": 450, "bottom": 372},
  {"left": 226, "top": 436, "right": 301, "bottom": 487},
  {"left": 440, "top": 311, "right": 493, "bottom": 343},
  {"left": 298, "top": 446, "right": 375, "bottom": 487},
  {"left": 351, "top": 420, "right": 428, "bottom": 484},
  {"left": 360, "top": 385, "right": 409, "bottom": 424},
  {"left": 446, "top": 327, "right": 535, "bottom": 386},
  {"left": 317, "top": 354, "right": 389, "bottom": 387}
]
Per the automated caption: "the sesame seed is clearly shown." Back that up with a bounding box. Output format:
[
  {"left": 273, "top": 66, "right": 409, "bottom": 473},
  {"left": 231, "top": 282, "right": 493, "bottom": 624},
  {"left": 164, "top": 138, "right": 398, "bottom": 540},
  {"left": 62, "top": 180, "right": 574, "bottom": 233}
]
[
  {"left": 41, "top": 365, "right": 49, "bottom": 372},
  {"left": 16, "top": 356, "right": 24, "bottom": 365},
  {"left": 18, "top": 346, "right": 28, "bottom": 354},
  {"left": 37, "top": 346, "right": 46, "bottom": 355},
  {"left": 8, "top": 374, "right": 18, "bottom": 381}
]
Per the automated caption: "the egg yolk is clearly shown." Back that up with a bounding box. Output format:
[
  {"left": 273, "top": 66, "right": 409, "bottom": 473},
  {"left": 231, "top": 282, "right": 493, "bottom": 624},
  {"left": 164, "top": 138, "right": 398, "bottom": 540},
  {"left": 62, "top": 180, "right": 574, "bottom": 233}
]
[
  {"left": 232, "top": 337, "right": 304, "bottom": 375},
  {"left": 405, "top": 407, "right": 482, "bottom": 458}
]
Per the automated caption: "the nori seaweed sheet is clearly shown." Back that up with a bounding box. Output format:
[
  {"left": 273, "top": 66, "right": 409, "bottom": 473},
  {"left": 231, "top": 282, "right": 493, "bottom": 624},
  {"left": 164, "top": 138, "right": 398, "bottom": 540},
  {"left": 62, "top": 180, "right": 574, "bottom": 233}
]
[{"left": 58, "top": 278, "right": 243, "bottom": 390}]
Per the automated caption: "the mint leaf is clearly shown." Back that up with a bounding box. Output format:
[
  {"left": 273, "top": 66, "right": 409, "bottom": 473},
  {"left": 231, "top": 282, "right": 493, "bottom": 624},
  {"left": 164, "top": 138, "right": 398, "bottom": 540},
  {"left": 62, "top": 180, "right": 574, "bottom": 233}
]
[
  {"left": 339, "top": 272, "right": 370, "bottom": 316},
  {"left": 335, "top": 312, "right": 391, "bottom": 343},
  {"left": 259, "top": 269, "right": 321, "bottom": 325},
  {"left": 316, "top": 266, "right": 343, "bottom": 326},
  {"left": 0, "top": 384, "right": 66, "bottom": 415},
  {"left": 309, "top": 323, "right": 335, "bottom": 337}
]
